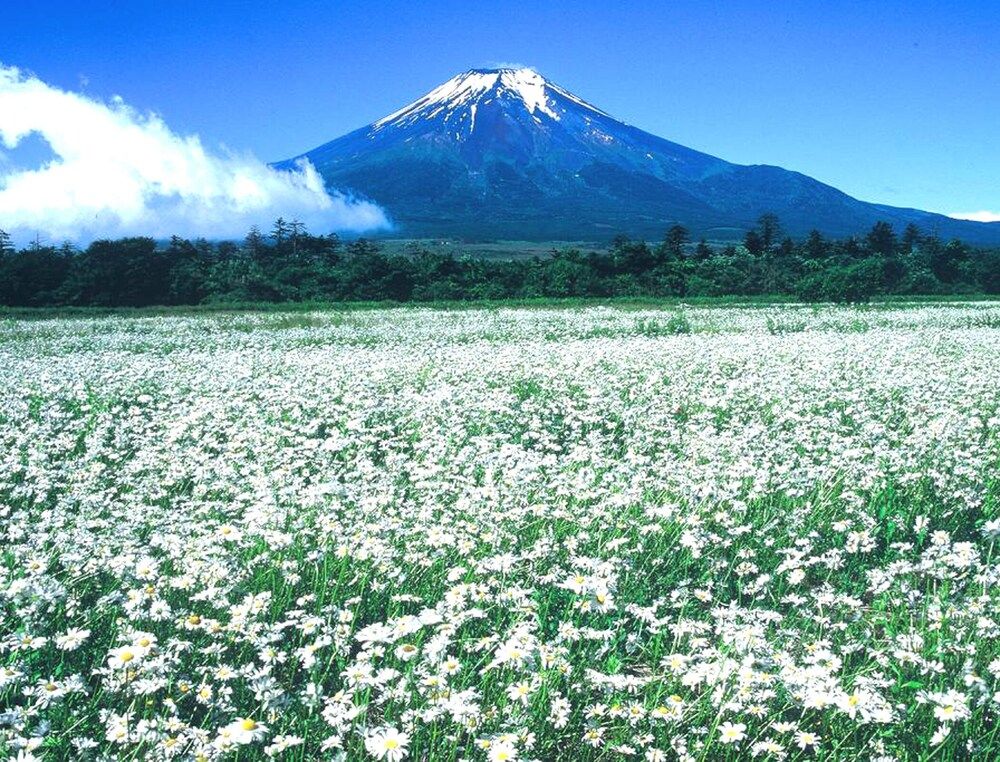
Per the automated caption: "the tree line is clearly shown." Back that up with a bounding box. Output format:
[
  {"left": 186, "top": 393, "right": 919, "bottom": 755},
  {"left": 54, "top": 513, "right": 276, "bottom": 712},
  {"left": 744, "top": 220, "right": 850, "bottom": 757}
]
[{"left": 1, "top": 215, "right": 998, "bottom": 307}]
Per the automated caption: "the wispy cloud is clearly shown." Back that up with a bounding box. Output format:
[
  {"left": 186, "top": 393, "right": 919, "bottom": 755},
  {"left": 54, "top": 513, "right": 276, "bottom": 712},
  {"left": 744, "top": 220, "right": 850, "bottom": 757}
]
[
  {"left": 483, "top": 61, "right": 535, "bottom": 71},
  {"left": 0, "top": 64, "right": 389, "bottom": 243},
  {"left": 947, "top": 210, "right": 1000, "bottom": 223}
]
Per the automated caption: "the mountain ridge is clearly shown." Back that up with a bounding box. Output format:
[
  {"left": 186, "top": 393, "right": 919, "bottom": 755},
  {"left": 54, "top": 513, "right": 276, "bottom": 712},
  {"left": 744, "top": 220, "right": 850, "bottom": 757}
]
[{"left": 277, "top": 68, "right": 1000, "bottom": 244}]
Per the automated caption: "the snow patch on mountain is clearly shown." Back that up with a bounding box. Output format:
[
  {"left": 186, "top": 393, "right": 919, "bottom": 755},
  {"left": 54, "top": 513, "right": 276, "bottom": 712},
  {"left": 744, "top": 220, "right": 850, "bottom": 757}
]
[
  {"left": 371, "top": 68, "right": 609, "bottom": 133},
  {"left": 498, "top": 68, "right": 557, "bottom": 119}
]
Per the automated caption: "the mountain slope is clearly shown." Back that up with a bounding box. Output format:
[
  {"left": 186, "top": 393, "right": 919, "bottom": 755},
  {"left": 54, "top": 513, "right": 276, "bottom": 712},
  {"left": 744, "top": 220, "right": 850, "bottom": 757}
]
[{"left": 278, "top": 68, "right": 1000, "bottom": 244}]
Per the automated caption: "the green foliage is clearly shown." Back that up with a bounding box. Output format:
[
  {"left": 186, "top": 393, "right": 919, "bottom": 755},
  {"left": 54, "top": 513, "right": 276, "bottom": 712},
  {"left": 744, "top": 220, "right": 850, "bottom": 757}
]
[{"left": 0, "top": 218, "right": 997, "bottom": 307}]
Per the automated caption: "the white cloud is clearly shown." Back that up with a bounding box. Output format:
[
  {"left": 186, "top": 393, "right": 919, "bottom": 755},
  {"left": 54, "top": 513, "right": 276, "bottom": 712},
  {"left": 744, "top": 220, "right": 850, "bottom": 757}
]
[
  {"left": 484, "top": 61, "right": 535, "bottom": 71},
  {"left": 0, "top": 64, "right": 390, "bottom": 243},
  {"left": 947, "top": 210, "right": 1000, "bottom": 223}
]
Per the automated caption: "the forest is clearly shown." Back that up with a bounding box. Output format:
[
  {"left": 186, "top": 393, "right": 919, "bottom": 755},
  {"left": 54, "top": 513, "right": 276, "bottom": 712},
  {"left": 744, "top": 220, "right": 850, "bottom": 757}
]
[{"left": 1, "top": 215, "right": 998, "bottom": 307}]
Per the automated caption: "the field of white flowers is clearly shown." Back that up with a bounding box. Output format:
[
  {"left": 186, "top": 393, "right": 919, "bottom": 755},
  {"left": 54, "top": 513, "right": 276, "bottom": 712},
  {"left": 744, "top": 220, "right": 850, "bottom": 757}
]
[{"left": 2, "top": 302, "right": 1000, "bottom": 761}]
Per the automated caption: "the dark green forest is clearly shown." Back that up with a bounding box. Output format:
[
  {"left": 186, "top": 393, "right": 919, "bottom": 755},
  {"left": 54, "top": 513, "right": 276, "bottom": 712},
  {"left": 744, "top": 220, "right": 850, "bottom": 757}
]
[{"left": 2, "top": 215, "right": 998, "bottom": 307}]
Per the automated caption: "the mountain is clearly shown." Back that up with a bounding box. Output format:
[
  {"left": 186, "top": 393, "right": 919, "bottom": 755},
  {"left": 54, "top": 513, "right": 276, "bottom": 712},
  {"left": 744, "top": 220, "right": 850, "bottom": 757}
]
[{"left": 277, "top": 68, "right": 1000, "bottom": 244}]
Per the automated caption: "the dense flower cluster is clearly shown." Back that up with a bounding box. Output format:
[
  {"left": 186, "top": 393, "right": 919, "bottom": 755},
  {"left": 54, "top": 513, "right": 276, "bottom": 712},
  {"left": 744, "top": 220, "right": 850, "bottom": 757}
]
[{"left": 1, "top": 303, "right": 1000, "bottom": 759}]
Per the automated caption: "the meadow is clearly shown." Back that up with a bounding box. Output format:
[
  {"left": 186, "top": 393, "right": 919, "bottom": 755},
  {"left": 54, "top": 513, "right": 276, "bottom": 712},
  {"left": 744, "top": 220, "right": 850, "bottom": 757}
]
[{"left": 2, "top": 302, "right": 1000, "bottom": 760}]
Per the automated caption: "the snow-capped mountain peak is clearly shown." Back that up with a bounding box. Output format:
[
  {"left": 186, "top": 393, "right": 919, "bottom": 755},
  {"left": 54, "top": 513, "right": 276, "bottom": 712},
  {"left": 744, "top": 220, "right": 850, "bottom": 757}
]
[
  {"left": 372, "top": 67, "right": 609, "bottom": 132},
  {"left": 278, "top": 67, "right": 1000, "bottom": 244}
]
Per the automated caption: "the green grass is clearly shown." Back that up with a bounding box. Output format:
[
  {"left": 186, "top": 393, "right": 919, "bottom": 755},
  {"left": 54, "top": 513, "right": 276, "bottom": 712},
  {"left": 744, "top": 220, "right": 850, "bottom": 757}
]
[{"left": 8, "top": 293, "right": 1000, "bottom": 322}]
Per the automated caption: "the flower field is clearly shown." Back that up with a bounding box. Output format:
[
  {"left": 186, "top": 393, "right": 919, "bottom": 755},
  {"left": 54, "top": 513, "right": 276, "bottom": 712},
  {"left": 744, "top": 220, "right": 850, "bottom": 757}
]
[{"left": 2, "top": 302, "right": 1000, "bottom": 760}]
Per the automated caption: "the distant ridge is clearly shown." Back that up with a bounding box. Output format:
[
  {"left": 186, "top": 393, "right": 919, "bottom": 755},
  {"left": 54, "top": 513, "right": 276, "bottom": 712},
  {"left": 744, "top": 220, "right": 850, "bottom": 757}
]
[{"left": 277, "top": 68, "right": 1000, "bottom": 243}]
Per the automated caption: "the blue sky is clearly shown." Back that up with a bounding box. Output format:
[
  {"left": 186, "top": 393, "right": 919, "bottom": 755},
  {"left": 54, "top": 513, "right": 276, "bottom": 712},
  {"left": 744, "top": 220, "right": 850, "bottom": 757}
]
[{"left": 3, "top": 0, "right": 999, "bottom": 218}]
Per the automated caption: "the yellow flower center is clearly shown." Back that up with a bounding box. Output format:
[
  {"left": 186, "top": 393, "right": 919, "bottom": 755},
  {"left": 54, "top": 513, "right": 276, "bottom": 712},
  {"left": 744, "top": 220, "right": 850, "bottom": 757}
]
[
  {"left": 120, "top": 651, "right": 135, "bottom": 663},
  {"left": 241, "top": 719, "right": 257, "bottom": 731},
  {"left": 385, "top": 739, "right": 399, "bottom": 750}
]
